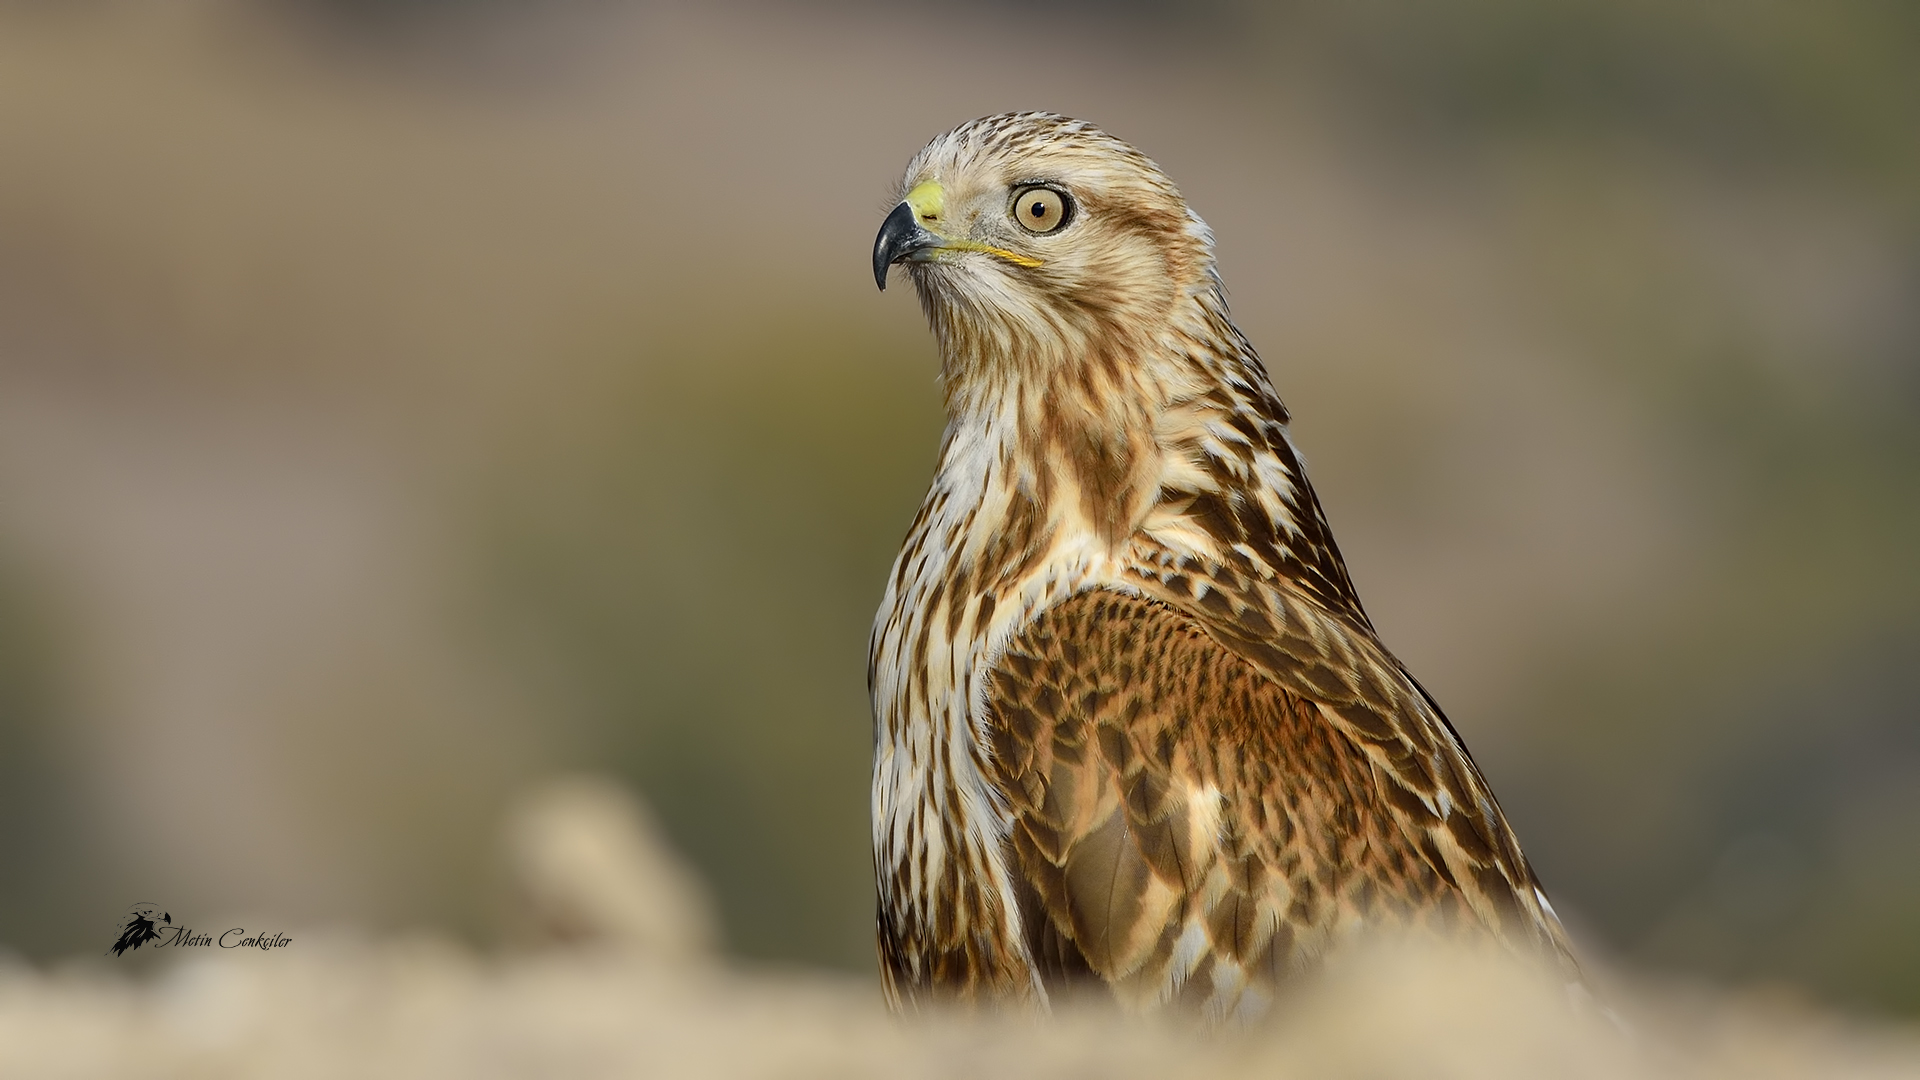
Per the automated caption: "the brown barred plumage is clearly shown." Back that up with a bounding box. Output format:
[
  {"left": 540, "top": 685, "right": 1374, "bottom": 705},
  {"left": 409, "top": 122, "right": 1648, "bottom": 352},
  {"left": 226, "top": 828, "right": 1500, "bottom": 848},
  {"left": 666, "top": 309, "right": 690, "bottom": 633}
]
[{"left": 870, "top": 113, "right": 1579, "bottom": 1020}]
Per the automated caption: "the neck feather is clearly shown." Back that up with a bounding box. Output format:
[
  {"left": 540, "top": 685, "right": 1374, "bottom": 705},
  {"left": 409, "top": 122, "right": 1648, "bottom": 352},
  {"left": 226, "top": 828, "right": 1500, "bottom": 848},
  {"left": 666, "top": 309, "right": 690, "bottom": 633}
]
[{"left": 922, "top": 274, "right": 1370, "bottom": 628}]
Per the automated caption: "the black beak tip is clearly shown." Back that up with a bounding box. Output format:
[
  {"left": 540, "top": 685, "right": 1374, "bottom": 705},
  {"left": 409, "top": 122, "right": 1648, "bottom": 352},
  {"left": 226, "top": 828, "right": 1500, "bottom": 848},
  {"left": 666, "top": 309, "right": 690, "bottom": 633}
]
[{"left": 873, "top": 201, "right": 922, "bottom": 292}]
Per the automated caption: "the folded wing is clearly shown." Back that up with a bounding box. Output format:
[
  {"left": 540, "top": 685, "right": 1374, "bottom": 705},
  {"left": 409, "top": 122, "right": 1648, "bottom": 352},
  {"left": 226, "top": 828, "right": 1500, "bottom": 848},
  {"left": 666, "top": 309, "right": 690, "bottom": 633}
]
[{"left": 986, "top": 588, "right": 1571, "bottom": 1020}]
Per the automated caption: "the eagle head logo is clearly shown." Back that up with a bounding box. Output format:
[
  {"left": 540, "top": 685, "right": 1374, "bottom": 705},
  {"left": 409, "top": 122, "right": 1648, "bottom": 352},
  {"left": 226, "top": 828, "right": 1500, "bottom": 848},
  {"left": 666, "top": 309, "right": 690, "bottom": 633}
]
[{"left": 107, "top": 903, "right": 171, "bottom": 957}]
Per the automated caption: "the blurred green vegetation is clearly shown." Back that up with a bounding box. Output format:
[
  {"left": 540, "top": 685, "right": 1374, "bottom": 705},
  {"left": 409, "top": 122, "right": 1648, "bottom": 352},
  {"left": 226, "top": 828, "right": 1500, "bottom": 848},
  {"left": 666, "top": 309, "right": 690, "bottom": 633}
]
[
  {"left": 1255, "top": 0, "right": 1920, "bottom": 196},
  {"left": 0, "top": 554, "right": 102, "bottom": 962},
  {"left": 471, "top": 311, "right": 943, "bottom": 967}
]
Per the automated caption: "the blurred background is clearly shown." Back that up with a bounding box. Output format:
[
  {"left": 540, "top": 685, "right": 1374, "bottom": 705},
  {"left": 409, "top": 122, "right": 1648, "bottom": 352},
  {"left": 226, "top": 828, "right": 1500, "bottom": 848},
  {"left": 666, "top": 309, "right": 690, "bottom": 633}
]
[{"left": 0, "top": 0, "right": 1915, "bottom": 1020}]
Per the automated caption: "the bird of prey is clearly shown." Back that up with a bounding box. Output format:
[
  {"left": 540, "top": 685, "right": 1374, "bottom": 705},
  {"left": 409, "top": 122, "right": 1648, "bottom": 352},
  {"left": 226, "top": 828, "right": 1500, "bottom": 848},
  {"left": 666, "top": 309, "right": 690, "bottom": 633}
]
[{"left": 869, "top": 113, "right": 1580, "bottom": 1021}]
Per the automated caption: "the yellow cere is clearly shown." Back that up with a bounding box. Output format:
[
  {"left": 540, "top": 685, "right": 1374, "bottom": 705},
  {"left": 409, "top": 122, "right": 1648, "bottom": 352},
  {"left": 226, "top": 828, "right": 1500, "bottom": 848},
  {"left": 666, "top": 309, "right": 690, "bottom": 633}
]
[{"left": 905, "top": 180, "right": 946, "bottom": 222}]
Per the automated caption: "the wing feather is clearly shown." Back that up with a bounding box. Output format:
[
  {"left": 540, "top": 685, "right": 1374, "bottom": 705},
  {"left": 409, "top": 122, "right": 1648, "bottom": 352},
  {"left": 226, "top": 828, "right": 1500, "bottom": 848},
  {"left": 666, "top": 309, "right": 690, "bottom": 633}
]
[{"left": 985, "top": 587, "right": 1574, "bottom": 1017}]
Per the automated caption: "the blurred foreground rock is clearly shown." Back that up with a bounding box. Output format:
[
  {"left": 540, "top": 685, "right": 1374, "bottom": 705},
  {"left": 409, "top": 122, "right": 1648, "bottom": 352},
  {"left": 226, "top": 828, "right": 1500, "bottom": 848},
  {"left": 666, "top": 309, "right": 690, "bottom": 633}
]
[
  {"left": 503, "top": 776, "right": 719, "bottom": 961},
  {"left": 2, "top": 777, "right": 1916, "bottom": 1079}
]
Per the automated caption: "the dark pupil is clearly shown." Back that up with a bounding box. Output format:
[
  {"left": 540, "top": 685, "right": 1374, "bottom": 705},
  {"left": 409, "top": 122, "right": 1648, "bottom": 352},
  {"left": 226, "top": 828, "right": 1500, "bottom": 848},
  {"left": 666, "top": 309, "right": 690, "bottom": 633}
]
[{"left": 1029, "top": 201, "right": 1046, "bottom": 218}]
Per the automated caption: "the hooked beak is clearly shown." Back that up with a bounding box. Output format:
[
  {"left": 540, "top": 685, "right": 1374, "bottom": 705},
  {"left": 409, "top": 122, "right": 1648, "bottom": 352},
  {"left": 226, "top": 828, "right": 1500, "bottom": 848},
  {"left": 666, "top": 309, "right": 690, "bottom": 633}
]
[{"left": 873, "top": 201, "right": 936, "bottom": 291}]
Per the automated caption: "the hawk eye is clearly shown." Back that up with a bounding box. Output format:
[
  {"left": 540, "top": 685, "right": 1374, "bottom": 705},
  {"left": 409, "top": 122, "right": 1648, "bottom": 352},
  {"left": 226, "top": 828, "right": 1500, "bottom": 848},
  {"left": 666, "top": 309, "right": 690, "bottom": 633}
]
[{"left": 1010, "top": 186, "right": 1071, "bottom": 234}]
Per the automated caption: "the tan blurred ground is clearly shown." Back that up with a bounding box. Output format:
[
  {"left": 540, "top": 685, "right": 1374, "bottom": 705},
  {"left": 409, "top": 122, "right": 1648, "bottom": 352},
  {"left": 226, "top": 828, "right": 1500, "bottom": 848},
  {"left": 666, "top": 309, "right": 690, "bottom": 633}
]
[
  {"left": 7, "top": 777, "right": 1919, "bottom": 1079},
  {"left": 0, "top": 0, "right": 1916, "bottom": 1030}
]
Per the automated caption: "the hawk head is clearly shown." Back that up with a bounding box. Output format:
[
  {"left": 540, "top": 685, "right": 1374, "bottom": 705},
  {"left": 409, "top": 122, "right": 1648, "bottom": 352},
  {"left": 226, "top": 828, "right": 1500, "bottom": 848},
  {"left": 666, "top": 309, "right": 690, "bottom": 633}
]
[{"left": 874, "top": 113, "right": 1220, "bottom": 381}]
